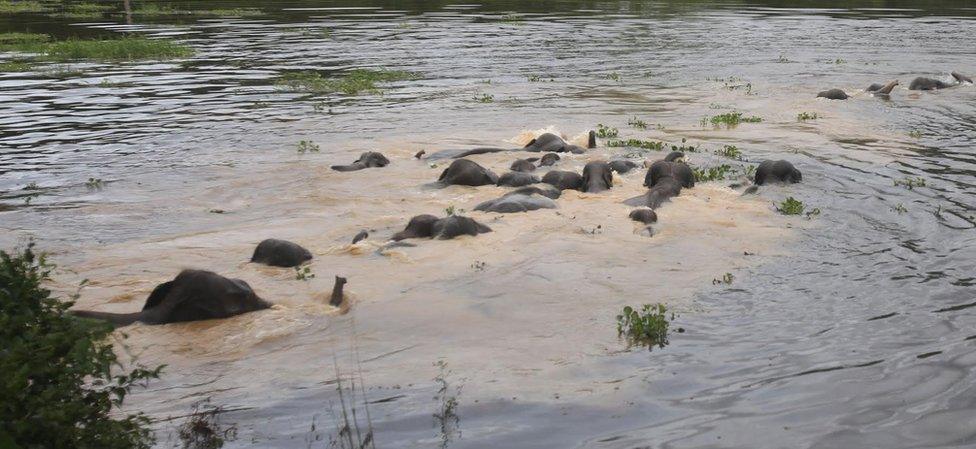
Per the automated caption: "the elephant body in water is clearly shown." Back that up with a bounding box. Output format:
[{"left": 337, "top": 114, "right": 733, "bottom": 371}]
[
  {"left": 250, "top": 239, "right": 312, "bottom": 267},
  {"left": 71, "top": 270, "right": 270, "bottom": 326},
  {"left": 331, "top": 152, "right": 390, "bottom": 171},
  {"left": 510, "top": 159, "right": 536, "bottom": 172},
  {"left": 497, "top": 171, "right": 540, "bottom": 187},
  {"left": 581, "top": 161, "right": 613, "bottom": 193},
  {"left": 392, "top": 215, "right": 492, "bottom": 240},
  {"left": 625, "top": 160, "right": 695, "bottom": 209},
  {"left": 817, "top": 88, "right": 849, "bottom": 100},
  {"left": 438, "top": 159, "right": 498, "bottom": 186},
  {"left": 754, "top": 160, "right": 802, "bottom": 185},
  {"left": 541, "top": 170, "right": 583, "bottom": 191},
  {"left": 523, "top": 132, "right": 595, "bottom": 154},
  {"left": 910, "top": 72, "right": 971, "bottom": 90}
]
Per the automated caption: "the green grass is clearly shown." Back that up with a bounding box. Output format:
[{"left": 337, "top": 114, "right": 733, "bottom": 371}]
[
  {"left": 628, "top": 116, "right": 648, "bottom": 129},
  {"left": 1, "top": 36, "right": 193, "bottom": 62},
  {"left": 595, "top": 123, "right": 618, "bottom": 139},
  {"left": 617, "top": 304, "right": 673, "bottom": 350},
  {"left": 894, "top": 176, "right": 926, "bottom": 190},
  {"left": 0, "top": 0, "right": 46, "bottom": 13},
  {"left": 132, "top": 4, "right": 262, "bottom": 17},
  {"left": 797, "top": 112, "right": 819, "bottom": 121},
  {"left": 0, "top": 32, "right": 49, "bottom": 45},
  {"left": 445, "top": 205, "right": 465, "bottom": 216},
  {"left": 0, "top": 59, "right": 34, "bottom": 71},
  {"left": 605, "top": 72, "right": 620, "bottom": 82},
  {"left": 276, "top": 69, "right": 416, "bottom": 95},
  {"left": 607, "top": 138, "right": 664, "bottom": 151},
  {"left": 714, "top": 144, "right": 742, "bottom": 159},
  {"left": 702, "top": 111, "right": 763, "bottom": 127},
  {"left": 296, "top": 140, "right": 319, "bottom": 153},
  {"left": 777, "top": 197, "right": 805, "bottom": 215}
]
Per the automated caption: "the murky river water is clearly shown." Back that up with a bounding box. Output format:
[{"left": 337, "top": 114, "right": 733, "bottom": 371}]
[{"left": 2, "top": 1, "right": 976, "bottom": 447}]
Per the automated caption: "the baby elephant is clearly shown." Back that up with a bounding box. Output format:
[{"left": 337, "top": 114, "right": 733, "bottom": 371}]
[
  {"left": 392, "top": 215, "right": 492, "bottom": 240},
  {"left": 754, "top": 160, "right": 802, "bottom": 185},
  {"left": 251, "top": 239, "right": 312, "bottom": 267},
  {"left": 438, "top": 159, "right": 499, "bottom": 186},
  {"left": 510, "top": 159, "right": 537, "bottom": 172},
  {"left": 331, "top": 152, "right": 390, "bottom": 171},
  {"left": 497, "top": 171, "right": 540, "bottom": 187},
  {"left": 541, "top": 170, "right": 583, "bottom": 191},
  {"left": 70, "top": 269, "right": 270, "bottom": 326},
  {"left": 581, "top": 161, "right": 613, "bottom": 193}
]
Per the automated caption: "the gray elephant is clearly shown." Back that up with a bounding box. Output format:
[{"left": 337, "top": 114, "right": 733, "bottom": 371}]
[
  {"left": 608, "top": 159, "right": 638, "bottom": 174},
  {"left": 541, "top": 170, "right": 584, "bottom": 191},
  {"left": 524, "top": 132, "right": 595, "bottom": 154},
  {"left": 538, "top": 153, "right": 561, "bottom": 167},
  {"left": 438, "top": 159, "right": 499, "bottom": 186},
  {"left": 581, "top": 161, "right": 613, "bottom": 193},
  {"left": 250, "top": 239, "right": 312, "bottom": 267},
  {"left": 625, "top": 159, "right": 694, "bottom": 209},
  {"left": 331, "top": 152, "right": 390, "bottom": 171},
  {"left": 497, "top": 171, "right": 540, "bottom": 187},
  {"left": 474, "top": 192, "right": 557, "bottom": 213},
  {"left": 753, "top": 160, "right": 802, "bottom": 185},
  {"left": 909, "top": 72, "right": 971, "bottom": 90},
  {"left": 817, "top": 88, "right": 849, "bottom": 100},
  {"left": 70, "top": 270, "right": 270, "bottom": 326},
  {"left": 629, "top": 208, "right": 658, "bottom": 224},
  {"left": 392, "top": 215, "right": 492, "bottom": 240},
  {"left": 510, "top": 159, "right": 536, "bottom": 172}
]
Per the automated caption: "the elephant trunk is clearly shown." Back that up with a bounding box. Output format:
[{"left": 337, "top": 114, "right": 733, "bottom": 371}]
[{"left": 69, "top": 309, "right": 144, "bottom": 327}]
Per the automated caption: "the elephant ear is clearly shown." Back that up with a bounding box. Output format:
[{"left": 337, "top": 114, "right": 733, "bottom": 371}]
[
  {"left": 438, "top": 166, "right": 450, "bottom": 182},
  {"left": 524, "top": 138, "right": 537, "bottom": 148},
  {"left": 142, "top": 281, "right": 175, "bottom": 311}
]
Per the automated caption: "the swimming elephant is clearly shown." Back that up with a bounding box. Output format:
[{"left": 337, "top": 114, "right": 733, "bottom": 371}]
[
  {"left": 70, "top": 269, "right": 270, "bottom": 326},
  {"left": 510, "top": 159, "right": 536, "bottom": 172},
  {"left": 817, "top": 88, "right": 849, "bottom": 100},
  {"left": 866, "top": 80, "right": 899, "bottom": 95},
  {"left": 538, "top": 153, "right": 561, "bottom": 167},
  {"left": 754, "top": 160, "right": 802, "bottom": 185},
  {"left": 497, "top": 171, "right": 541, "bottom": 187},
  {"left": 909, "top": 72, "right": 971, "bottom": 90},
  {"left": 664, "top": 151, "right": 685, "bottom": 162},
  {"left": 541, "top": 170, "right": 584, "bottom": 191},
  {"left": 392, "top": 215, "right": 492, "bottom": 240},
  {"left": 644, "top": 160, "right": 695, "bottom": 189},
  {"left": 508, "top": 183, "right": 561, "bottom": 199},
  {"left": 329, "top": 276, "right": 347, "bottom": 307},
  {"left": 438, "top": 159, "right": 499, "bottom": 186},
  {"left": 474, "top": 192, "right": 557, "bottom": 213},
  {"left": 524, "top": 132, "right": 595, "bottom": 154},
  {"left": 581, "top": 161, "right": 613, "bottom": 193},
  {"left": 608, "top": 159, "right": 638, "bottom": 174},
  {"left": 250, "top": 239, "right": 312, "bottom": 267},
  {"left": 331, "top": 152, "right": 390, "bottom": 172},
  {"left": 629, "top": 208, "right": 658, "bottom": 224}
]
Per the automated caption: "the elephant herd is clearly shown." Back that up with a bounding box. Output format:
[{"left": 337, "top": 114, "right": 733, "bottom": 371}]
[
  {"left": 71, "top": 131, "right": 803, "bottom": 326},
  {"left": 818, "top": 71, "right": 971, "bottom": 100}
]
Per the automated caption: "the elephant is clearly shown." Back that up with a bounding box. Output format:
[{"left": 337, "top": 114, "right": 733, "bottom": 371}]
[
  {"left": 541, "top": 170, "right": 584, "bottom": 191},
  {"left": 866, "top": 80, "right": 899, "bottom": 95},
  {"left": 909, "top": 72, "right": 971, "bottom": 90},
  {"left": 629, "top": 208, "right": 658, "bottom": 224},
  {"left": 352, "top": 230, "right": 368, "bottom": 244},
  {"left": 510, "top": 159, "right": 536, "bottom": 172},
  {"left": 524, "top": 132, "right": 595, "bottom": 154},
  {"left": 625, "top": 159, "right": 694, "bottom": 209},
  {"left": 754, "top": 160, "right": 802, "bottom": 185},
  {"left": 608, "top": 159, "right": 638, "bottom": 174},
  {"left": 538, "top": 153, "right": 561, "bottom": 167},
  {"left": 438, "top": 159, "right": 499, "bottom": 186},
  {"left": 474, "top": 193, "right": 557, "bottom": 213},
  {"left": 507, "top": 183, "right": 561, "bottom": 199},
  {"left": 392, "top": 215, "right": 492, "bottom": 240},
  {"left": 664, "top": 151, "right": 685, "bottom": 162},
  {"left": 331, "top": 152, "right": 390, "bottom": 171},
  {"left": 497, "top": 171, "right": 541, "bottom": 187},
  {"left": 70, "top": 269, "right": 270, "bottom": 326},
  {"left": 581, "top": 161, "right": 613, "bottom": 193},
  {"left": 250, "top": 239, "right": 312, "bottom": 267},
  {"left": 817, "top": 88, "right": 849, "bottom": 100}
]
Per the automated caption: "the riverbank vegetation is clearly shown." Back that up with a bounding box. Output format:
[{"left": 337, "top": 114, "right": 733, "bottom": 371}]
[
  {"left": 0, "top": 243, "right": 162, "bottom": 448},
  {"left": 275, "top": 69, "right": 417, "bottom": 95},
  {"left": 0, "top": 32, "right": 193, "bottom": 62}
]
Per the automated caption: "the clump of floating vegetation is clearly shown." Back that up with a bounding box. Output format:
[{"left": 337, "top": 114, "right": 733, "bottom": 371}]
[
  {"left": 605, "top": 72, "right": 620, "bottom": 82},
  {"left": 296, "top": 140, "right": 320, "bottom": 154},
  {"left": 473, "top": 93, "right": 493, "bottom": 103},
  {"left": 628, "top": 116, "right": 648, "bottom": 129},
  {"left": 85, "top": 177, "right": 103, "bottom": 190},
  {"left": 714, "top": 144, "right": 742, "bottom": 160},
  {"left": 797, "top": 112, "right": 819, "bottom": 121},
  {"left": 692, "top": 164, "right": 734, "bottom": 182},
  {"left": 275, "top": 69, "right": 416, "bottom": 95},
  {"left": 295, "top": 265, "right": 314, "bottom": 281},
  {"left": 527, "top": 75, "right": 553, "bottom": 82},
  {"left": 617, "top": 304, "right": 673, "bottom": 350},
  {"left": 777, "top": 197, "right": 805, "bottom": 215},
  {"left": 702, "top": 111, "right": 763, "bottom": 127},
  {"left": 712, "top": 273, "right": 734, "bottom": 285},
  {"left": 606, "top": 138, "right": 663, "bottom": 151},
  {"left": 445, "top": 205, "right": 464, "bottom": 216},
  {"left": 0, "top": 59, "right": 34, "bottom": 72},
  {"left": 894, "top": 176, "right": 926, "bottom": 189},
  {"left": 0, "top": 0, "right": 47, "bottom": 13},
  {"left": 0, "top": 34, "right": 193, "bottom": 62},
  {"left": 595, "top": 124, "right": 618, "bottom": 139},
  {"left": 498, "top": 14, "right": 523, "bottom": 24},
  {"left": 908, "top": 130, "right": 922, "bottom": 138}
]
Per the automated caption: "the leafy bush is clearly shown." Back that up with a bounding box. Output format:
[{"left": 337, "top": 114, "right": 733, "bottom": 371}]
[{"left": 0, "top": 243, "right": 162, "bottom": 449}]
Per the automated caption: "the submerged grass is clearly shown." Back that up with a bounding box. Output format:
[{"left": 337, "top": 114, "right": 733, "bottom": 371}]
[
  {"left": 276, "top": 69, "right": 416, "bottom": 95},
  {"left": 0, "top": 59, "right": 34, "bottom": 71},
  {"left": 702, "top": 111, "right": 763, "bottom": 127},
  {"left": 1, "top": 36, "right": 193, "bottom": 62}
]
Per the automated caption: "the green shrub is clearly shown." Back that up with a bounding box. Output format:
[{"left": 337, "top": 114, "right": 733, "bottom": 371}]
[
  {"left": 616, "top": 304, "right": 672, "bottom": 350},
  {"left": 0, "top": 243, "right": 162, "bottom": 448},
  {"left": 777, "top": 197, "right": 805, "bottom": 215}
]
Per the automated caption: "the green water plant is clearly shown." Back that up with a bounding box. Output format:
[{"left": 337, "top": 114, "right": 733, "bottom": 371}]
[
  {"left": 908, "top": 130, "right": 922, "bottom": 138},
  {"left": 606, "top": 138, "right": 663, "bottom": 151},
  {"left": 797, "top": 112, "right": 819, "bottom": 121},
  {"left": 617, "top": 304, "right": 672, "bottom": 350},
  {"left": 777, "top": 197, "right": 805, "bottom": 215},
  {"left": 605, "top": 72, "right": 620, "bottom": 82},
  {"left": 85, "top": 177, "right": 103, "bottom": 189},
  {"left": 0, "top": 0, "right": 47, "bottom": 13},
  {"left": 595, "top": 123, "right": 618, "bottom": 139},
  {"left": 894, "top": 176, "right": 926, "bottom": 190},
  {"left": 692, "top": 164, "right": 734, "bottom": 182},
  {"left": 1, "top": 37, "right": 193, "bottom": 62},
  {"left": 712, "top": 273, "right": 734, "bottom": 285},
  {"left": 715, "top": 144, "right": 742, "bottom": 160},
  {"left": 296, "top": 140, "right": 320, "bottom": 154},
  {"left": 445, "top": 205, "right": 464, "bottom": 216},
  {"left": 295, "top": 265, "right": 314, "bottom": 281},
  {"left": 702, "top": 111, "right": 763, "bottom": 127},
  {"left": 0, "top": 243, "right": 163, "bottom": 449},
  {"left": 473, "top": 93, "right": 493, "bottom": 103},
  {"left": 627, "top": 116, "right": 648, "bottom": 130},
  {"left": 0, "top": 59, "right": 33, "bottom": 71},
  {"left": 275, "top": 69, "right": 416, "bottom": 95}
]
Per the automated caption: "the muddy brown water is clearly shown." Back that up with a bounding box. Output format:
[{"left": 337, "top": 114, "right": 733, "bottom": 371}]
[{"left": 2, "top": 1, "right": 975, "bottom": 448}]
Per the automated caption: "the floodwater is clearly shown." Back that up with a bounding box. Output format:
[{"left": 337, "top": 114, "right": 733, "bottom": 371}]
[{"left": 2, "top": 1, "right": 976, "bottom": 447}]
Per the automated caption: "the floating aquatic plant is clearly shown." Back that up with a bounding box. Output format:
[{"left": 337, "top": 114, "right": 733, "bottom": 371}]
[
  {"left": 712, "top": 273, "right": 734, "bottom": 285},
  {"left": 295, "top": 265, "right": 315, "bottom": 281},
  {"left": 276, "top": 69, "right": 416, "bottom": 95},
  {"left": 0, "top": 0, "right": 46, "bottom": 13},
  {"left": 702, "top": 111, "right": 763, "bottom": 127},
  {"left": 894, "top": 176, "right": 926, "bottom": 190},
  {"left": 777, "top": 197, "right": 805, "bottom": 215},
  {"left": 606, "top": 138, "right": 663, "bottom": 151},
  {"left": 0, "top": 37, "right": 193, "bottom": 62},
  {"left": 692, "top": 164, "right": 734, "bottom": 182},
  {"left": 617, "top": 304, "right": 673, "bottom": 350},
  {"left": 714, "top": 144, "right": 742, "bottom": 160},
  {"left": 473, "top": 93, "right": 493, "bottom": 103},
  {"left": 296, "top": 140, "right": 320, "bottom": 154},
  {"left": 595, "top": 124, "right": 618, "bottom": 139},
  {"left": 627, "top": 117, "right": 648, "bottom": 130},
  {"left": 797, "top": 112, "right": 819, "bottom": 121}
]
